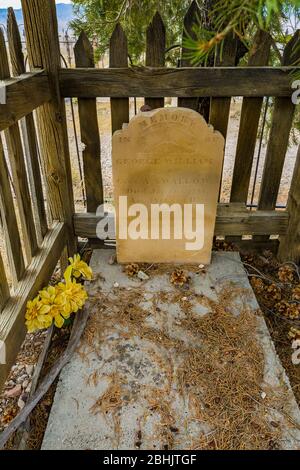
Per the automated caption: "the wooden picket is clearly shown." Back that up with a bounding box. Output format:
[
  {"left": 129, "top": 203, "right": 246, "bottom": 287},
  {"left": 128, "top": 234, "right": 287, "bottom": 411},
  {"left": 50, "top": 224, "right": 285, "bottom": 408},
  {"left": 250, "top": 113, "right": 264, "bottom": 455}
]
[
  {"left": 178, "top": 0, "right": 202, "bottom": 113},
  {"left": 74, "top": 32, "right": 104, "bottom": 213},
  {"left": 228, "top": 30, "right": 273, "bottom": 244},
  {"left": 230, "top": 30, "right": 272, "bottom": 204},
  {"left": 0, "top": 29, "right": 38, "bottom": 263},
  {"left": 258, "top": 31, "right": 300, "bottom": 212},
  {"left": 209, "top": 34, "right": 237, "bottom": 140},
  {"left": 0, "top": 136, "right": 25, "bottom": 285},
  {"left": 145, "top": 12, "right": 166, "bottom": 110},
  {"left": 255, "top": 30, "right": 300, "bottom": 243},
  {"left": 109, "top": 23, "right": 130, "bottom": 134},
  {"left": 7, "top": 7, "right": 48, "bottom": 241}
]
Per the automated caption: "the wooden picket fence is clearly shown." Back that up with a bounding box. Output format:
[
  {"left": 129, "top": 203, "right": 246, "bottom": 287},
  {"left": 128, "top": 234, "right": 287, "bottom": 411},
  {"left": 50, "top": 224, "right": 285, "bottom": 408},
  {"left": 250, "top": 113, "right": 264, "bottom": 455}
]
[{"left": 0, "top": 0, "right": 299, "bottom": 389}]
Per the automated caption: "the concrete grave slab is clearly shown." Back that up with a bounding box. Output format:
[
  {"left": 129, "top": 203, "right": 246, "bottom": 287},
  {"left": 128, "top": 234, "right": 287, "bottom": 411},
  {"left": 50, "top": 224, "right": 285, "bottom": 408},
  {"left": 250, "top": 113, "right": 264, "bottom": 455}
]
[{"left": 42, "top": 250, "right": 300, "bottom": 450}]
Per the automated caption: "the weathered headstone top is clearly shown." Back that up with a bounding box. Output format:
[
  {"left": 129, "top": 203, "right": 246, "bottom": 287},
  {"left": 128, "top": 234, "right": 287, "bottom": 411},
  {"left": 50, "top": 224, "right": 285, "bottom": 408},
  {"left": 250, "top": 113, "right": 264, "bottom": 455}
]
[{"left": 112, "top": 107, "right": 224, "bottom": 264}]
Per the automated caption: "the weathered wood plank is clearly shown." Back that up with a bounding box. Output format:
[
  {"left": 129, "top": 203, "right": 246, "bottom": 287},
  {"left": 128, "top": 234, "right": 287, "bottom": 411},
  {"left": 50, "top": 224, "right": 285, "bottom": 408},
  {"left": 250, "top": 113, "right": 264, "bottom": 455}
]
[
  {"left": 215, "top": 205, "right": 288, "bottom": 236},
  {"left": 253, "top": 30, "right": 300, "bottom": 252},
  {"left": 0, "top": 221, "right": 66, "bottom": 392},
  {"left": 258, "top": 99, "right": 296, "bottom": 211},
  {"left": 59, "top": 66, "right": 299, "bottom": 98},
  {"left": 7, "top": 7, "right": 48, "bottom": 240},
  {"left": 110, "top": 24, "right": 130, "bottom": 134},
  {"left": 230, "top": 32, "right": 272, "bottom": 203},
  {"left": 0, "top": 253, "right": 10, "bottom": 311},
  {"left": 73, "top": 205, "right": 289, "bottom": 239},
  {"left": 4, "top": 126, "right": 39, "bottom": 260},
  {"left": 0, "top": 28, "right": 39, "bottom": 262},
  {"left": 178, "top": 0, "right": 201, "bottom": 112},
  {"left": 20, "top": 117, "right": 48, "bottom": 239},
  {"left": 210, "top": 34, "right": 237, "bottom": 139},
  {"left": 0, "top": 71, "right": 50, "bottom": 131},
  {"left": 16, "top": 325, "right": 54, "bottom": 449},
  {"left": 278, "top": 144, "right": 300, "bottom": 262},
  {"left": 145, "top": 12, "right": 166, "bottom": 110},
  {"left": 7, "top": 8, "right": 25, "bottom": 77},
  {"left": 21, "top": 0, "right": 76, "bottom": 255},
  {"left": 228, "top": 31, "right": 272, "bottom": 245},
  {"left": 0, "top": 137, "right": 25, "bottom": 285},
  {"left": 74, "top": 32, "right": 103, "bottom": 212},
  {"left": 258, "top": 31, "right": 300, "bottom": 212}
]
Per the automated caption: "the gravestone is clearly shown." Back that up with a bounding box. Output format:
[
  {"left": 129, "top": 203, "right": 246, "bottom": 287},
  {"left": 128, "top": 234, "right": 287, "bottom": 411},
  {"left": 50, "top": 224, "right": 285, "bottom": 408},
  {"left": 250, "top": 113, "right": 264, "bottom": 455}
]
[{"left": 112, "top": 107, "right": 224, "bottom": 264}]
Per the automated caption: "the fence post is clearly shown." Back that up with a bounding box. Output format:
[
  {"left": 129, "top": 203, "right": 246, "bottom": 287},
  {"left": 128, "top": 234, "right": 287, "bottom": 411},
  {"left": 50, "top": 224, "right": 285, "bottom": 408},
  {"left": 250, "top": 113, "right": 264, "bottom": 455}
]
[
  {"left": 230, "top": 30, "right": 272, "bottom": 204},
  {"left": 109, "top": 23, "right": 129, "bottom": 134},
  {"left": 21, "top": 0, "right": 76, "bottom": 255},
  {"left": 0, "top": 137, "right": 25, "bottom": 285},
  {"left": 178, "top": 0, "right": 202, "bottom": 114},
  {"left": 255, "top": 30, "right": 300, "bottom": 246},
  {"left": 74, "top": 32, "right": 104, "bottom": 213},
  {"left": 209, "top": 34, "right": 237, "bottom": 140},
  {"left": 278, "top": 144, "right": 300, "bottom": 263},
  {"left": 145, "top": 12, "right": 166, "bottom": 110},
  {"left": 257, "top": 30, "right": 300, "bottom": 212}
]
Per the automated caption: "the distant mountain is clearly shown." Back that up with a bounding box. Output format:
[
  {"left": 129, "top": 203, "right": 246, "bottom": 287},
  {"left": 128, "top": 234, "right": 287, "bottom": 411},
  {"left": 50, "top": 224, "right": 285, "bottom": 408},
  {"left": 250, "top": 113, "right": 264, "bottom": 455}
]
[{"left": 0, "top": 3, "right": 74, "bottom": 36}]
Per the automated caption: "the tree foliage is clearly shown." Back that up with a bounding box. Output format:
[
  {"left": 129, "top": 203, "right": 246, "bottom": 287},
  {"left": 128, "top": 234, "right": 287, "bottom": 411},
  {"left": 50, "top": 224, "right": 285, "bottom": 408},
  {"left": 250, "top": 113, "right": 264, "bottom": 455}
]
[
  {"left": 183, "top": 0, "right": 300, "bottom": 65},
  {"left": 70, "top": 0, "right": 191, "bottom": 63},
  {"left": 70, "top": 0, "right": 299, "bottom": 67},
  {"left": 70, "top": 0, "right": 299, "bottom": 135}
]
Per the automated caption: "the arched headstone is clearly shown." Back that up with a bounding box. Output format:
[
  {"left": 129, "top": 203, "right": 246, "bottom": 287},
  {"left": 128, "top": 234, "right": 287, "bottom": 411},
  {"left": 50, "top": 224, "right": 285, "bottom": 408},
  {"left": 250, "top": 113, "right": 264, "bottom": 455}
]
[{"left": 112, "top": 108, "right": 224, "bottom": 264}]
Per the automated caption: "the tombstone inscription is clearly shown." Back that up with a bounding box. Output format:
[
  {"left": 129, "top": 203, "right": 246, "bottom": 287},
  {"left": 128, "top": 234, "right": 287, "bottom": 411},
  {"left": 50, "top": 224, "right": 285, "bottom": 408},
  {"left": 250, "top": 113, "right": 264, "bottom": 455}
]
[{"left": 112, "top": 107, "right": 224, "bottom": 264}]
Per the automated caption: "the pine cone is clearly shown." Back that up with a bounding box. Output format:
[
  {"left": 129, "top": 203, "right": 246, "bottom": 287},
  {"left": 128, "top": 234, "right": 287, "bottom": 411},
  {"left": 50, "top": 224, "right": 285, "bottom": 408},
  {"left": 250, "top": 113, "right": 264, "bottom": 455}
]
[
  {"left": 287, "top": 304, "right": 300, "bottom": 320},
  {"left": 266, "top": 283, "right": 282, "bottom": 302},
  {"left": 278, "top": 265, "right": 295, "bottom": 283},
  {"left": 275, "top": 300, "right": 290, "bottom": 316},
  {"left": 276, "top": 300, "right": 300, "bottom": 319},
  {"left": 250, "top": 277, "right": 265, "bottom": 294},
  {"left": 292, "top": 285, "right": 300, "bottom": 301},
  {"left": 125, "top": 263, "right": 139, "bottom": 277},
  {"left": 289, "top": 327, "right": 300, "bottom": 340},
  {"left": 170, "top": 269, "right": 188, "bottom": 287}
]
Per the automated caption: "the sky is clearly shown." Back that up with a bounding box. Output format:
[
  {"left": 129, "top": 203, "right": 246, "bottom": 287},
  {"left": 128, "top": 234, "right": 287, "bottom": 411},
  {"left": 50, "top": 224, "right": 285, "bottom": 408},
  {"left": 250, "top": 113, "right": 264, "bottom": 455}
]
[{"left": 1, "top": 0, "right": 71, "bottom": 7}]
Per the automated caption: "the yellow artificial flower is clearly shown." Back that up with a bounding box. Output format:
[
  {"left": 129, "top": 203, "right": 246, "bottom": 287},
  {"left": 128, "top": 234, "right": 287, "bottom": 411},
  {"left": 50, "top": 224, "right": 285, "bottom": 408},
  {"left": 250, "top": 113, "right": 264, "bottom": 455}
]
[
  {"left": 68, "top": 254, "right": 93, "bottom": 280},
  {"left": 55, "top": 266, "right": 88, "bottom": 323},
  {"left": 25, "top": 258, "right": 90, "bottom": 332},
  {"left": 25, "top": 296, "right": 53, "bottom": 333},
  {"left": 39, "top": 284, "right": 71, "bottom": 329}
]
